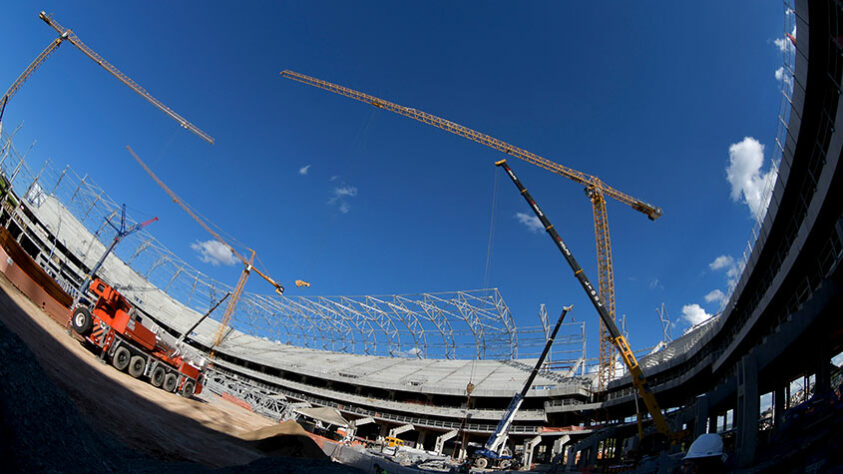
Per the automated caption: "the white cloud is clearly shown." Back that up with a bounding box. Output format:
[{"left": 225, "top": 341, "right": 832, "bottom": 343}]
[
  {"left": 333, "top": 185, "right": 358, "bottom": 198},
  {"left": 709, "top": 255, "right": 734, "bottom": 271},
  {"left": 774, "top": 26, "right": 796, "bottom": 53},
  {"left": 191, "top": 240, "right": 238, "bottom": 266},
  {"left": 704, "top": 289, "right": 726, "bottom": 304},
  {"left": 515, "top": 212, "right": 543, "bottom": 233},
  {"left": 775, "top": 66, "right": 793, "bottom": 90},
  {"left": 649, "top": 278, "right": 663, "bottom": 290},
  {"left": 681, "top": 304, "right": 712, "bottom": 326},
  {"left": 299, "top": 164, "right": 311, "bottom": 175},
  {"left": 710, "top": 254, "right": 741, "bottom": 286},
  {"left": 327, "top": 180, "right": 358, "bottom": 213},
  {"left": 726, "top": 137, "right": 778, "bottom": 221}
]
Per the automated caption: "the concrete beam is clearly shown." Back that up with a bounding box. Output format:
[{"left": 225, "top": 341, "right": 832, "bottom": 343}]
[
  {"left": 388, "top": 424, "right": 414, "bottom": 438},
  {"left": 434, "top": 430, "right": 458, "bottom": 455},
  {"left": 351, "top": 416, "right": 375, "bottom": 428}
]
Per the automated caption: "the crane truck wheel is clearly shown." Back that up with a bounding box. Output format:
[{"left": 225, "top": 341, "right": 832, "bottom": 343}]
[
  {"left": 163, "top": 373, "right": 178, "bottom": 392},
  {"left": 112, "top": 347, "right": 131, "bottom": 371},
  {"left": 180, "top": 379, "right": 196, "bottom": 398},
  {"left": 128, "top": 355, "right": 146, "bottom": 378},
  {"left": 150, "top": 366, "right": 165, "bottom": 387},
  {"left": 473, "top": 458, "right": 488, "bottom": 469},
  {"left": 71, "top": 307, "right": 93, "bottom": 336}
]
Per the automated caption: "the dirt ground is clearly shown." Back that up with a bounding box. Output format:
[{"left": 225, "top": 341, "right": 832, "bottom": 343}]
[{"left": 0, "top": 273, "right": 358, "bottom": 473}]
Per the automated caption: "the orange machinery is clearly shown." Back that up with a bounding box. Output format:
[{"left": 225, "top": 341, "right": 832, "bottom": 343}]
[{"left": 70, "top": 278, "right": 205, "bottom": 397}]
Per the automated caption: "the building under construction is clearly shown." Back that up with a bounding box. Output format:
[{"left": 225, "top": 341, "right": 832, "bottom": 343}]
[{"left": 0, "top": 0, "right": 841, "bottom": 471}]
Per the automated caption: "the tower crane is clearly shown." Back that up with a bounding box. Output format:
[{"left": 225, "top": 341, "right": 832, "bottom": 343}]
[
  {"left": 126, "top": 146, "right": 283, "bottom": 352},
  {"left": 0, "top": 11, "right": 213, "bottom": 144},
  {"left": 280, "top": 70, "right": 662, "bottom": 391}
]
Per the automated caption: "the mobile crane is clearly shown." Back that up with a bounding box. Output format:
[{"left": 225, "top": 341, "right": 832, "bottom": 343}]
[
  {"left": 71, "top": 278, "right": 211, "bottom": 397},
  {"left": 471, "top": 305, "right": 573, "bottom": 469},
  {"left": 495, "top": 159, "right": 672, "bottom": 442}
]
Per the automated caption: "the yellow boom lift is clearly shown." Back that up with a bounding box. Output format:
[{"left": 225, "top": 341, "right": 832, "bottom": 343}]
[{"left": 279, "top": 70, "right": 662, "bottom": 391}]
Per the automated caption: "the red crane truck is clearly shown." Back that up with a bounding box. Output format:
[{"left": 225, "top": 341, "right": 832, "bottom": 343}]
[{"left": 70, "top": 278, "right": 205, "bottom": 397}]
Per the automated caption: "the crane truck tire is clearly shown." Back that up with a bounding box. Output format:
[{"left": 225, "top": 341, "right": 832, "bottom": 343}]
[
  {"left": 71, "top": 307, "right": 93, "bottom": 336},
  {"left": 128, "top": 356, "right": 146, "bottom": 378},
  {"left": 112, "top": 346, "right": 131, "bottom": 371},
  {"left": 180, "top": 379, "right": 196, "bottom": 398},
  {"left": 150, "top": 366, "right": 165, "bottom": 387},
  {"left": 474, "top": 458, "right": 488, "bottom": 469},
  {"left": 163, "top": 373, "right": 178, "bottom": 392}
]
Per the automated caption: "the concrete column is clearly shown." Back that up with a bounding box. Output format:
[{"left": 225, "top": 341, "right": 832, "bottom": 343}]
[
  {"left": 707, "top": 412, "right": 718, "bottom": 434},
  {"left": 417, "top": 430, "right": 427, "bottom": 449},
  {"left": 434, "top": 430, "right": 458, "bottom": 455},
  {"left": 736, "top": 353, "right": 759, "bottom": 468},
  {"left": 774, "top": 385, "right": 785, "bottom": 426},
  {"left": 550, "top": 435, "right": 570, "bottom": 462},
  {"left": 521, "top": 435, "right": 542, "bottom": 470},
  {"left": 565, "top": 445, "right": 576, "bottom": 470},
  {"left": 816, "top": 351, "right": 831, "bottom": 393},
  {"left": 694, "top": 394, "right": 710, "bottom": 438}
]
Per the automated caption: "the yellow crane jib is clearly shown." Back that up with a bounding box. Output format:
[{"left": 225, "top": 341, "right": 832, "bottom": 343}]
[
  {"left": 28, "top": 11, "right": 215, "bottom": 145},
  {"left": 280, "top": 70, "right": 663, "bottom": 391}
]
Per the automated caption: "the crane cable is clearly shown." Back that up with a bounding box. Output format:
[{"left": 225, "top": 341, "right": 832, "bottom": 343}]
[{"left": 483, "top": 168, "right": 500, "bottom": 289}]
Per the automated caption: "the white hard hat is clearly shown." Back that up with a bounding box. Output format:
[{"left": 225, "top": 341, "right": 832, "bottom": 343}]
[{"left": 683, "top": 434, "right": 723, "bottom": 459}]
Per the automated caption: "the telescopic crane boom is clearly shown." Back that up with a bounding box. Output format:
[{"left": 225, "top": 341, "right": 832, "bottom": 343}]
[
  {"left": 127, "top": 146, "right": 284, "bottom": 352},
  {"left": 495, "top": 159, "right": 671, "bottom": 437},
  {"left": 280, "top": 70, "right": 662, "bottom": 390},
  {"left": 0, "top": 11, "right": 213, "bottom": 144}
]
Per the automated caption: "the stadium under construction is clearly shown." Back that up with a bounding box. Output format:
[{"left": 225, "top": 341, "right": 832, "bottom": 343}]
[{"left": 0, "top": 0, "right": 841, "bottom": 471}]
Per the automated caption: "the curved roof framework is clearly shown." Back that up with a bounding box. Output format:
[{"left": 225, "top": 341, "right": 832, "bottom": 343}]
[{"left": 0, "top": 147, "right": 582, "bottom": 360}]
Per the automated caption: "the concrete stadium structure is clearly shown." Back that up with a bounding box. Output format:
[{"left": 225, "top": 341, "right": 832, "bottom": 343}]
[{"left": 0, "top": 0, "right": 840, "bottom": 469}]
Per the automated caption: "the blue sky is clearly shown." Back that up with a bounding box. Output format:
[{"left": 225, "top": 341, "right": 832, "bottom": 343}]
[{"left": 0, "top": 2, "right": 788, "bottom": 359}]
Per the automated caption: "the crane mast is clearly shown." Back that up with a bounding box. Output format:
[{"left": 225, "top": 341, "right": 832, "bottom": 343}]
[
  {"left": 495, "top": 159, "right": 670, "bottom": 436},
  {"left": 280, "top": 70, "right": 662, "bottom": 390}
]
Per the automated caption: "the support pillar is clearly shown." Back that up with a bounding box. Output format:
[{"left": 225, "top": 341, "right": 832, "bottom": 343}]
[
  {"left": 434, "top": 430, "right": 458, "bottom": 455},
  {"left": 694, "top": 393, "right": 710, "bottom": 438},
  {"left": 736, "top": 353, "right": 759, "bottom": 468},
  {"left": 708, "top": 412, "right": 718, "bottom": 434},
  {"left": 551, "top": 435, "right": 570, "bottom": 463},
  {"left": 774, "top": 385, "right": 785, "bottom": 426},
  {"left": 565, "top": 445, "right": 576, "bottom": 470},
  {"left": 521, "top": 435, "right": 542, "bottom": 470},
  {"left": 816, "top": 351, "right": 831, "bottom": 393},
  {"left": 417, "top": 430, "right": 427, "bottom": 449}
]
